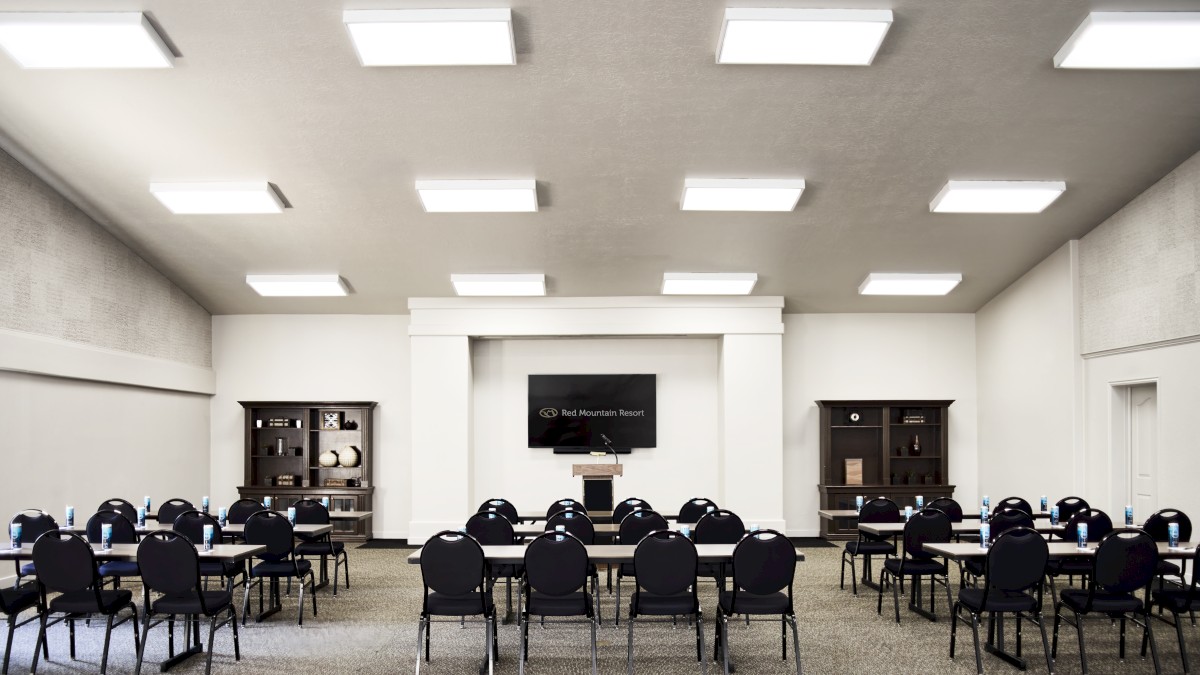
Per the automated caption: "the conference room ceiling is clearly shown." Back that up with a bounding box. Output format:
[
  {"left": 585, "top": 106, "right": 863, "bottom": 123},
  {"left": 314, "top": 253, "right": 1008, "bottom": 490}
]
[{"left": 1, "top": 1, "right": 1199, "bottom": 315}]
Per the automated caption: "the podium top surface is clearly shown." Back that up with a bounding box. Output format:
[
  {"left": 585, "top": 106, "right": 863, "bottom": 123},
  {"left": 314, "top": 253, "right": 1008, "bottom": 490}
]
[{"left": 572, "top": 464, "right": 624, "bottom": 477}]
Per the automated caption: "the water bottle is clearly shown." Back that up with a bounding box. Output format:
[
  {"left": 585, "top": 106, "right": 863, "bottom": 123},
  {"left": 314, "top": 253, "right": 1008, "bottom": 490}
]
[
  {"left": 287, "top": 507, "right": 297, "bottom": 525},
  {"left": 1125, "top": 505, "right": 1133, "bottom": 526},
  {"left": 1168, "top": 522, "right": 1180, "bottom": 548},
  {"left": 555, "top": 525, "right": 565, "bottom": 532},
  {"left": 218, "top": 507, "right": 228, "bottom": 528},
  {"left": 904, "top": 506, "right": 913, "bottom": 522},
  {"left": 202, "top": 524, "right": 214, "bottom": 551},
  {"left": 101, "top": 523, "right": 113, "bottom": 550},
  {"left": 65, "top": 506, "right": 74, "bottom": 529},
  {"left": 855, "top": 495, "right": 864, "bottom": 513},
  {"left": 144, "top": 495, "right": 152, "bottom": 511},
  {"left": 915, "top": 495, "right": 924, "bottom": 510},
  {"left": 982, "top": 495, "right": 990, "bottom": 509},
  {"left": 10, "top": 522, "right": 21, "bottom": 550},
  {"left": 981, "top": 507, "right": 989, "bottom": 523},
  {"left": 202, "top": 496, "right": 210, "bottom": 515},
  {"left": 750, "top": 524, "right": 760, "bottom": 533},
  {"left": 263, "top": 496, "right": 272, "bottom": 509},
  {"left": 321, "top": 497, "right": 330, "bottom": 510},
  {"left": 1040, "top": 495, "right": 1048, "bottom": 513},
  {"left": 680, "top": 525, "right": 691, "bottom": 538},
  {"left": 137, "top": 506, "right": 147, "bottom": 528},
  {"left": 707, "top": 505, "right": 716, "bottom": 513},
  {"left": 1076, "top": 522, "right": 1088, "bottom": 549},
  {"left": 1050, "top": 506, "right": 1060, "bottom": 526},
  {"left": 979, "top": 523, "right": 990, "bottom": 549}
]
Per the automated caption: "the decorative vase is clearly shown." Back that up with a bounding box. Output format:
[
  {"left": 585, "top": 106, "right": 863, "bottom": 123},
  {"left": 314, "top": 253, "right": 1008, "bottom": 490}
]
[
  {"left": 318, "top": 450, "right": 339, "bottom": 467},
  {"left": 910, "top": 435, "right": 922, "bottom": 456},
  {"left": 337, "top": 445, "right": 360, "bottom": 468},
  {"left": 274, "top": 437, "right": 287, "bottom": 456}
]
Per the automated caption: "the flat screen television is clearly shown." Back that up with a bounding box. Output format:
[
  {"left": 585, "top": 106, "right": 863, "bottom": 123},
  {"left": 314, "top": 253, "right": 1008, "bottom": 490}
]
[{"left": 528, "top": 374, "right": 656, "bottom": 453}]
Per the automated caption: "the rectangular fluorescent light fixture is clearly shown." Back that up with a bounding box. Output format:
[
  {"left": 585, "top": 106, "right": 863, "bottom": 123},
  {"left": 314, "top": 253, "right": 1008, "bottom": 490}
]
[
  {"left": 681, "top": 178, "right": 805, "bottom": 211},
  {"left": 246, "top": 275, "right": 348, "bottom": 297},
  {"left": 150, "top": 182, "right": 284, "bottom": 214},
  {"left": 343, "top": 9, "right": 515, "bottom": 66},
  {"left": 416, "top": 179, "right": 537, "bottom": 212},
  {"left": 930, "top": 180, "right": 1066, "bottom": 214},
  {"left": 662, "top": 273, "right": 758, "bottom": 295},
  {"left": 0, "top": 12, "right": 173, "bottom": 68},
  {"left": 1055, "top": 12, "right": 1200, "bottom": 69},
  {"left": 859, "top": 273, "right": 962, "bottom": 296},
  {"left": 451, "top": 274, "right": 545, "bottom": 296},
  {"left": 717, "top": 8, "right": 893, "bottom": 65}
]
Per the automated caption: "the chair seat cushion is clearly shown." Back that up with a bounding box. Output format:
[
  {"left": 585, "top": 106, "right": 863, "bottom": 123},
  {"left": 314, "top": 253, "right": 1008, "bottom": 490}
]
[
  {"left": 19, "top": 563, "right": 35, "bottom": 577},
  {"left": 719, "top": 590, "right": 790, "bottom": 615},
  {"left": 846, "top": 541, "right": 895, "bottom": 555},
  {"left": 296, "top": 541, "right": 345, "bottom": 556},
  {"left": 0, "top": 584, "right": 38, "bottom": 615},
  {"left": 697, "top": 562, "right": 728, "bottom": 579},
  {"left": 199, "top": 560, "right": 239, "bottom": 578},
  {"left": 964, "top": 560, "right": 984, "bottom": 577},
  {"left": 617, "top": 562, "right": 635, "bottom": 577},
  {"left": 527, "top": 591, "right": 591, "bottom": 617},
  {"left": 884, "top": 558, "right": 946, "bottom": 576},
  {"left": 98, "top": 561, "right": 140, "bottom": 577},
  {"left": 1152, "top": 589, "right": 1198, "bottom": 613},
  {"left": 958, "top": 588, "right": 1037, "bottom": 613},
  {"left": 491, "top": 563, "right": 521, "bottom": 579},
  {"left": 1060, "top": 589, "right": 1143, "bottom": 614},
  {"left": 251, "top": 558, "right": 312, "bottom": 578},
  {"left": 1157, "top": 560, "right": 1182, "bottom": 577},
  {"left": 50, "top": 589, "right": 132, "bottom": 615},
  {"left": 1046, "top": 559, "right": 1090, "bottom": 576},
  {"left": 153, "top": 591, "right": 233, "bottom": 615},
  {"left": 632, "top": 591, "right": 697, "bottom": 616},
  {"left": 426, "top": 591, "right": 493, "bottom": 616}
]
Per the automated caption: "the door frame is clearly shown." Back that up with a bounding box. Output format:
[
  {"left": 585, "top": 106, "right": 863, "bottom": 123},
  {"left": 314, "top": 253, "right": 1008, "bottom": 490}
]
[{"left": 1109, "top": 377, "right": 1158, "bottom": 516}]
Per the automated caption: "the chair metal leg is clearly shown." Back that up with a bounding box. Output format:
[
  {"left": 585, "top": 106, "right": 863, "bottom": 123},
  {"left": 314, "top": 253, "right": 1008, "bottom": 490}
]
[
  {"left": 1119, "top": 616, "right": 1126, "bottom": 659},
  {"left": 230, "top": 605, "right": 240, "bottom": 661},
  {"left": 615, "top": 576, "right": 621, "bottom": 627},
  {"left": 134, "top": 612, "right": 151, "bottom": 675},
  {"left": 100, "top": 614, "right": 114, "bottom": 675},
  {"left": 1035, "top": 612, "right": 1054, "bottom": 675},
  {"left": 590, "top": 611, "right": 599, "bottom": 675},
  {"left": 486, "top": 615, "right": 495, "bottom": 675},
  {"left": 2, "top": 615, "right": 13, "bottom": 675},
  {"left": 205, "top": 615, "right": 218, "bottom": 674},
  {"left": 30, "top": 611, "right": 47, "bottom": 674},
  {"left": 518, "top": 610, "right": 527, "bottom": 675},
  {"left": 626, "top": 611, "right": 634, "bottom": 675},
  {"left": 949, "top": 603, "right": 959, "bottom": 659},
  {"left": 1074, "top": 610, "right": 1088, "bottom": 675},
  {"left": 787, "top": 614, "right": 802, "bottom": 675},
  {"left": 310, "top": 572, "right": 318, "bottom": 616},
  {"left": 1052, "top": 605, "right": 1063, "bottom": 660},
  {"left": 1144, "top": 611, "right": 1162, "bottom": 674},
  {"left": 297, "top": 578, "right": 306, "bottom": 626},
  {"left": 891, "top": 572, "right": 902, "bottom": 623},
  {"left": 415, "top": 616, "right": 425, "bottom": 675},
  {"left": 969, "top": 612, "right": 983, "bottom": 675},
  {"left": 720, "top": 612, "right": 731, "bottom": 675}
]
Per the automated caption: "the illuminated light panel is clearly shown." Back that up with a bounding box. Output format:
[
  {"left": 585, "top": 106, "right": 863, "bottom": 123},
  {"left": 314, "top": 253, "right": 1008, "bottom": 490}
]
[
  {"left": 0, "top": 12, "right": 173, "bottom": 68},
  {"left": 246, "top": 275, "right": 348, "bottom": 297},
  {"left": 681, "top": 178, "right": 805, "bottom": 211},
  {"left": 416, "top": 179, "right": 537, "bottom": 212},
  {"left": 451, "top": 273, "right": 545, "bottom": 296},
  {"left": 1055, "top": 12, "right": 1200, "bottom": 69},
  {"left": 661, "top": 272, "right": 758, "bottom": 295},
  {"left": 858, "top": 273, "right": 962, "bottom": 296},
  {"left": 150, "top": 182, "right": 285, "bottom": 214},
  {"left": 930, "top": 180, "right": 1065, "bottom": 214},
  {"left": 717, "top": 8, "right": 893, "bottom": 65},
  {"left": 343, "top": 9, "right": 514, "bottom": 66}
]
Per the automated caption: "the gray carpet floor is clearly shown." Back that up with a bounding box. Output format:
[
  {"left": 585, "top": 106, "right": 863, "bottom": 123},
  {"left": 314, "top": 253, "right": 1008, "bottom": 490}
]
[{"left": 3, "top": 546, "right": 1193, "bottom": 673}]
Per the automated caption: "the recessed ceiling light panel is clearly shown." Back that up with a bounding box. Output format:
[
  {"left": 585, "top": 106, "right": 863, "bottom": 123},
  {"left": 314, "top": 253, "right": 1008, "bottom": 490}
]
[
  {"left": 451, "top": 273, "right": 545, "bottom": 296},
  {"left": 0, "top": 12, "right": 173, "bottom": 68},
  {"left": 930, "top": 180, "right": 1066, "bottom": 214},
  {"left": 1055, "top": 12, "right": 1200, "bottom": 69},
  {"left": 661, "top": 272, "right": 758, "bottom": 295},
  {"left": 246, "top": 275, "right": 348, "bottom": 297},
  {"left": 858, "top": 273, "right": 962, "bottom": 296},
  {"left": 343, "top": 9, "right": 515, "bottom": 66},
  {"left": 681, "top": 178, "right": 805, "bottom": 211},
  {"left": 717, "top": 8, "right": 893, "bottom": 65},
  {"left": 416, "top": 179, "right": 537, "bottom": 212},
  {"left": 150, "top": 182, "right": 285, "bottom": 214}
]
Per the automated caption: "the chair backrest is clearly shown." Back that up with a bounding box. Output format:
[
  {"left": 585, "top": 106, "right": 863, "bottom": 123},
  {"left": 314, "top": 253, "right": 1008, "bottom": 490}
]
[
  {"left": 420, "top": 531, "right": 487, "bottom": 601},
  {"left": 731, "top": 529, "right": 796, "bottom": 596},
  {"left": 545, "top": 509, "right": 596, "bottom": 544},
  {"left": 227, "top": 498, "right": 265, "bottom": 525},
  {"left": 1094, "top": 529, "right": 1158, "bottom": 594},
  {"left": 694, "top": 509, "right": 746, "bottom": 544},
  {"left": 98, "top": 498, "right": 138, "bottom": 524},
  {"left": 156, "top": 498, "right": 194, "bottom": 526},
  {"left": 465, "top": 511, "right": 516, "bottom": 545},
  {"left": 990, "top": 509, "right": 1035, "bottom": 541},
  {"left": 1143, "top": 508, "right": 1192, "bottom": 542},
  {"left": 293, "top": 499, "right": 331, "bottom": 525},
  {"left": 524, "top": 531, "right": 589, "bottom": 597},
  {"left": 1063, "top": 508, "right": 1113, "bottom": 542},
  {"left": 138, "top": 531, "right": 201, "bottom": 598},
  {"left": 613, "top": 498, "right": 653, "bottom": 524},
  {"left": 32, "top": 530, "right": 97, "bottom": 594},
  {"left": 859, "top": 498, "right": 900, "bottom": 524},
  {"left": 477, "top": 498, "right": 520, "bottom": 524},
  {"left": 984, "top": 527, "right": 1049, "bottom": 596},
  {"left": 927, "top": 497, "right": 963, "bottom": 522},
  {"left": 243, "top": 510, "right": 296, "bottom": 561},
  {"left": 85, "top": 510, "right": 138, "bottom": 544},
  {"left": 172, "top": 510, "right": 223, "bottom": 545},
  {"left": 618, "top": 509, "right": 668, "bottom": 546},
  {"left": 994, "top": 497, "right": 1032, "bottom": 516},
  {"left": 10, "top": 509, "right": 58, "bottom": 543},
  {"left": 679, "top": 497, "right": 719, "bottom": 523},
  {"left": 634, "top": 530, "right": 697, "bottom": 597},
  {"left": 1056, "top": 496, "right": 1090, "bottom": 522},
  {"left": 902, "top": 508, "right": 952, "bottom": 560},
  {"left": 546, "top": 498, "right": 586, "bottom": 519}
]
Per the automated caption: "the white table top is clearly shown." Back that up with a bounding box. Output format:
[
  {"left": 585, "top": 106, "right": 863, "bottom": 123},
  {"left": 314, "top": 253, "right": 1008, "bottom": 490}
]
[
  {"left": 406, "top": 543, "right": 805, "bottom": 565},
  {"left": 0, "top": 542, "right": 265, "bottom": 562},
  {"left": 925, "top": 540, "right": 1198, "bottom": 560},
  {"left": 859, "top": 521, "right": 1061, "bottom": 536},
  {"left": 820, "top": 508, "right": 1050, "bottom": 520},
  {"left": 222, "top": 522, "right": 333, "bottom": 536}
]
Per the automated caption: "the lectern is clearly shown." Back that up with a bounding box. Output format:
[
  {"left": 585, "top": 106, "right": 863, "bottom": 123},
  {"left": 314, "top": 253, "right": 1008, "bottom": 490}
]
[{"left": 572, "top": 463, "right": 624, "bottom": 513}]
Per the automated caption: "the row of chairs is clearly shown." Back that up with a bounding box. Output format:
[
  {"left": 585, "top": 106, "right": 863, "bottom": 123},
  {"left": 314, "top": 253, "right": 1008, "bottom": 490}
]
[{"left": 478, "top": 495, "right": 723, "bottom": 526}]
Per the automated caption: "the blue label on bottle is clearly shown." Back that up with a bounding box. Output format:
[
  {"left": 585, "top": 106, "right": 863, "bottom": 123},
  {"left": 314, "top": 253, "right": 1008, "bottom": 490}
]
[
  {"left": 1169, "top": 523, "right": 1180, "bottom": 548},
  {"left": 10, "top": 523, "right": 21, "bottom": 549},
  {"left": 1125, "top": 505, "right": 1133, "bottom": 526},
  {"left": 1077, "top": 523, "right": 1088, "bottom": 549},
  {"left": 1051, "top": 506, "right": 1059, "bottom": 525}
]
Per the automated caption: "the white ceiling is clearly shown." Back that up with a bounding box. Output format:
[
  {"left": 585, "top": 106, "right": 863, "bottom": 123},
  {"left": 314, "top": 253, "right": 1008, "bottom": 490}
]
[{"left": 2, "top": 0, "right": 1199, "bottom": 314}]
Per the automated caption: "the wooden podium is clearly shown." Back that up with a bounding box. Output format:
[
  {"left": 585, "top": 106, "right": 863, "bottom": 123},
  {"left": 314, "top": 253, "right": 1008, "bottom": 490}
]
[{"left": 572, "top": 463, "right": 624, "bottom": 514}]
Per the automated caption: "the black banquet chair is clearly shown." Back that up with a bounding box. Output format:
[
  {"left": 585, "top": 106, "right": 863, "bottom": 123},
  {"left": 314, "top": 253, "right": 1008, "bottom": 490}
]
[
  {"left": 1143, "top": 508, "right": 1192, "bottom": 589},
  {"left": 841, "top": 497, "right": 899, "bottom": 595},
  {"left": 877, "top": 508, "right": 953, "bottom": 623},
  {"left": 135, "top": 531, "right": 240, "bottom": 675},
  {"left": 993, "top": 496, "right": 1033, "bottom": 516},
  {"left": 415, "top": 531, "right": 496, "bottom": 674},
  {"left": 226, "top": 499, "right": 264, "bottom": 525},
  {"left": 545, "top": 509, "right": 602, "bottom": 623},
  {"left": 1149, "top": 546, "right": 1200, "bottom": 673},
  {"left": 85, "top": 511, "right": 141, "bottom": 589},
  {"left": 546, "top": 499, "right": 586, "bottom": 519},
  {"left": 679, "top": 498, "right": 719, "bottom": 524},
  {"left": 613, "top": 498, "right": 653, "bottom": 525},
  {"left": 97, "top": 498, "right": 139, "bottom": 525},
  {"left": 714, "top": 529, "right": 801, "bottom": 675},
  {"left": 626, "top": 530, "right": 706, "bottom": 675},
  {"left": 8, "top": 510, "right": 58, "bottom": 588},
  {"left": 1, "top": 581, "right": 40, "bottom": 675},
  {"left": 929, "top": 497, "right": 964, "bottom": 522},
  {"left": 155, "top": 498, "right": 194, "bottom": 528},
  {"left": 950, "top": 527, "right": 1053, "bottom": 675},
  {"left": 29, "top": 531, "right": 140, "bottom": 675},
  {"left": 694, "top": 509, "right": 746, "bottom": 591},
  {"left": 1052, "top": 529, "right": 1162, "bottom": 675},
  {"left": 466, "top": 510, "right": 521, "bottom": 620},
  {"left": 241, "top": 511, "right": 317, "bottom": 625},
  {"left": 293, "top": 499, "right": 350, "bottom": 595},
  {"left": 1046, "top": 508, "right": 1113, "bottom": 604},
  {"left": 615, "top": 509, "right": 669, "bottom": 625},
  {"left": 962, "top": 508, "right": 1034, "bottom": 587},
  {"left": 173, "top": 510, "right": 245, "bottom": 592},
  {"left": 477, "top": 498, "right": 520, "bottom": 524},
  {"left": 1055, "top": 496, "right": 1090, "bottom": 523},
  {"left": 520, "top": 531, "right": 598, "bottom": 675}
]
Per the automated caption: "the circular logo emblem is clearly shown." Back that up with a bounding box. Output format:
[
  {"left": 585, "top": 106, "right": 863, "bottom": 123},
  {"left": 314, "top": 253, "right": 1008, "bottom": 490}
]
[{"left": 538, "top": 408, "right": 559, "bottom": 418}]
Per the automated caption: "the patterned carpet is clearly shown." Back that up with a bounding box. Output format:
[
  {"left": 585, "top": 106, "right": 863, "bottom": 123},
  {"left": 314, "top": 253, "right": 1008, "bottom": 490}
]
[{"left": 2, "top": 545, "right": 1190, "bottom": 673}]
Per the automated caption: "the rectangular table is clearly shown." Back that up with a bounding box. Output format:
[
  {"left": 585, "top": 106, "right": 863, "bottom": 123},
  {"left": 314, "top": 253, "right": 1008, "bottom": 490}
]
[
  {"left": 407, "top": 543, "right": 804, "bottom": 565},
  {"left": 820, "top": 508, "right": 1052, "bottom": 521},
  {"left": 0, "top": 542, "right": 265, "bottom": 562},
  {"left": 858, "top": 521, "right": 1061, "bottom": 537}
]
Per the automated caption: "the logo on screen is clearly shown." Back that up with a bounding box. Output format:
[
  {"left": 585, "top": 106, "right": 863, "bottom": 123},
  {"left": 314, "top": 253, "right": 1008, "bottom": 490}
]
[{"left": 538, "top": 408, "right": 559, "bottom": 418}]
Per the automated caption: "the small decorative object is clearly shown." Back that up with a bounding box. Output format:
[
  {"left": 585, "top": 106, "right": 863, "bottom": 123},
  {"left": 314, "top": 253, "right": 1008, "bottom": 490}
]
[
  {"left": 274, "top": 437, "right": 287, "bottom": 456},
  {"left": 896, "top": 445, "right": 907, "bottom": 457},
  {"left": 909, "top": 434, "right": 922, "bottom": 456},
  {"left": 323, "top": 478, "right": 349, "bottom": 487},
  {"left": 276, "top": 474, "right": 298, "bottom": 487},
  {"left": 905, "top": 470, "right": 917, "bottom": 485},
  {"left": 890, "top": 472, "right": 899, "bottom": 485},
  {"left": 337, "top": 445, "right": 361, "bottom": 467},
  {"left": 318, "top": 450, "right": 339, "bottom": 467},
  {"left": 322, "top": 411, "right": 343, "bottom": 430},
  {"left": 342, "top": 419, "right": 359, "bottom": 431},
  {"left": 846, "top": 410, "right": 861, "bottom": 425},
  {"left": 923, "top": 472, "right": 936, "bottom": 485},
  {"left": 844, "top": 458, "right": 863, "bottom": 485}
]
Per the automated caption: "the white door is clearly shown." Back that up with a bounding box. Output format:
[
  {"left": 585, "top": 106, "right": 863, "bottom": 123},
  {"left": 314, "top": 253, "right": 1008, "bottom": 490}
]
[{"left": 1128, "top": 383, "right": 1158, "bottom": 518}]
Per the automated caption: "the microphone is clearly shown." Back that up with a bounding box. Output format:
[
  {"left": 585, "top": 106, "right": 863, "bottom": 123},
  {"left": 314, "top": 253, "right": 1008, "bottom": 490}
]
[{"left": 600, "top": 433, "right": 612, "bottom": 445}]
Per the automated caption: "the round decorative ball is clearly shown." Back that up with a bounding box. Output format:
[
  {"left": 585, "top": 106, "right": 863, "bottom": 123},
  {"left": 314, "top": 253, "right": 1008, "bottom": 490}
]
[
  {"left": 337, "top": 446, "right": 360, "bottom": 468},
  {"left": 318, "top": 450, "right": 339, "bottom": 468}
]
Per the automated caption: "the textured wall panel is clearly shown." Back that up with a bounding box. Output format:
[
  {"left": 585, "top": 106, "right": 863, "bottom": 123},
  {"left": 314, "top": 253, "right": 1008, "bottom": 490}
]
[
  {"left": 1080, "top": 151, "right": 1200, "bottom": 355},
  {"left": 0, "top": 149, "right": 211, "bottom": 367}
]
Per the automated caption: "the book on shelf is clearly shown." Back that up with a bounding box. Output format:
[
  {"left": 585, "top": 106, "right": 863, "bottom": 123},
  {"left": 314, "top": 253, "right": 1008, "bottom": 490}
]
[{"left": 901, "top": 415, "right": 927, "bottom": 424}]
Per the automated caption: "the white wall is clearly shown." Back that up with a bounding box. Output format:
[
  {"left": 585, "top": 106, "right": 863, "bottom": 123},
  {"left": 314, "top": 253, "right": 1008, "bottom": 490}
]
[
  {"left": 976, "top": 242, "right": 1082, "bottom": 503},
  {"left": 471, "top": 337, "right": 719, "bottom": 516},
  {"left": 782, "top": 314, "right": 978, "bottom": 535},
  {"left": 210, "top": 315, "right": 411, "bottom": 538}
]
